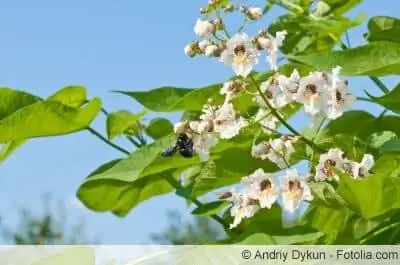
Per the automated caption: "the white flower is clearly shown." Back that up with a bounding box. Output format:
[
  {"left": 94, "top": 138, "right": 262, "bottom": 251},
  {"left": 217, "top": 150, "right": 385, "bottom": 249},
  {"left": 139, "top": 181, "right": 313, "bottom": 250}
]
[
  {"left": 255, "top": 77, "right": 291, "bottom": 108},
  {"left": 199, "top": 103, "right": 217, "bottom": 122},
  {"left": 277, "top": 69, "right": 300, "bottom": 101},
  {"left": 213, "top": 103, "right": 247, "bottom": 139},
  {"left": 191, "top": 133, "right": 218, "bottom": 162},
  {"left": 254, "top": 108, "right": 279, "bottom": 133},
  {"left": 246, "top": 7, "right": 263, "bottom": 20},
  {"left": 281, "top": 169, "right": 313, "bottom": 214},
  {"left": 220, "top": 80, "right": 244, "bottom": 101},
  {"left": 251, "top": 141, "right": 270, "bottom": 159},
  {"left": 315, "top": 148, "right": 345, "bottom": 181},
  {"left": 326, "top": 66, "right": 355, "bottom": 120},
  {"left": 296, "top": 72, "right": 329, "bottom": 117},
  {"left": 344, "top": 154, "right": 374, "bottom": 179},
  {"left": 229, "top": 192, "right": 260, "bottom": 229},
  {"left": 174, "top": 121, "right": 188, "bottom": 134},
  {"left": 194, "top": 19, "right": 214, "bottom": 37},
  {"left": 220, "top": 33, "right": 259, "bottom": 77},
  {"left": 243, "top": 169, "right": 279, "bottom": 209},
  {"left": 265, "top": 137, "right": 295, "bottom": 168},
  {"left": 205, "top": 44, "right": 219, "bottom": 57},
  {"left": 266, "top": 31, "right": 287, "bottom": 71}
]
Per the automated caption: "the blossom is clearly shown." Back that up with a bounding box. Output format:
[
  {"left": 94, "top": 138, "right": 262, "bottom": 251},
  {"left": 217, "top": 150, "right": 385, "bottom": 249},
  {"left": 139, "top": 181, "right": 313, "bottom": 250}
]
[
  {"left": 246, "top": 7, "right": 263, "bottom": 20},
  {"left": 220, "top": 80, "right": 245, "bottom": 101},
  {"left": 204, "top": 45, "right": 219, "bottom": 57},
  {"left": 276, "top": 69, "right": 300, "bottom": 101},
  {"left": 255, "top": 76, "right": 291, "bottom": 108},
  {"left": 190, "top": 133, "right": 218, "bottom": 162},
  {"left": 256, "top": 30, "right": 287, "bottom": 70},
  {"left": 265, "top": 137, "right": 295, "bottom": 168},
  {"left": 344, "top": 154, "right": 374, "bottom": 179},
  {"left": 326, "top": 66, "right": 355, "bottom": 120},
  {"left": 315, "top": 148, "right": 345, "bottom": 181},
  {"left": 229, "top": 192, "right": 260, "bottom": 229},
  {"left": 198, "top": 39, "right": 213, "bottom": 52},
  {"left": 194, "top": 19, "right": 214, "bottom": 37},
  {"left": 173, "top": 121, "right": 188, "bottom": 134},
  {"left": 254, "top": 108, "right": 279, "bottom": 133},
  {"left": 213, "top": 102, "right": 247, "bottom": 139},
  {"left": 281, "top": 169, "right": 313, "bottom": 213},
  {"left": 251, "top": 141, "right": 270, "bottom": 159},
  {"left": 296, "top": 71, "right": 329, "bottom": 117},
  {"left": 220, "top": 33, "right": 259, "bottom": 77},
  {"left": 243, "top": 169, "right": 279, "bottom": 209}
]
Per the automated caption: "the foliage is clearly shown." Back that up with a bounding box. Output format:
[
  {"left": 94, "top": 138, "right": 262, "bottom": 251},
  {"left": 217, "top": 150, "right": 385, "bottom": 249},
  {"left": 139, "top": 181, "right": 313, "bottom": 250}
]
[{"left": 1, "top": 0, "right": 400, "bottom": 246}]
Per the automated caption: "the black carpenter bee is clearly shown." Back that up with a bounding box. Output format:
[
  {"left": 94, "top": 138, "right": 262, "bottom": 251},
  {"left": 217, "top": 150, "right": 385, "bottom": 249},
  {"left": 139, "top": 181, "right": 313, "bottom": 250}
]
[{"left": 161, "top": 133, "right": 194, "bottom": 158}]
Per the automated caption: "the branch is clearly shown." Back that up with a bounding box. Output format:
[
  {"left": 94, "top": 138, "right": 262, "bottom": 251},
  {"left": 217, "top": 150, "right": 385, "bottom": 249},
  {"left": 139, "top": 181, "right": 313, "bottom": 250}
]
[{"left": 87, "top": 127, "right": 130, "bottom": 155}]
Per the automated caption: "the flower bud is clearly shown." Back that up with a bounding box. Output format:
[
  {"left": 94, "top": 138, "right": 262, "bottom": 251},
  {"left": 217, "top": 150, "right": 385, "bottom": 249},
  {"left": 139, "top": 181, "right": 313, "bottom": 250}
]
[
  {"left": 246, "top": 7, "right": 263, "bottom": 20},
  {"left": 194, "top": 19, "right": 215, "bottom": 37},
  {"left": 205, "top": 45, "right": 220, "bottom": 57}
]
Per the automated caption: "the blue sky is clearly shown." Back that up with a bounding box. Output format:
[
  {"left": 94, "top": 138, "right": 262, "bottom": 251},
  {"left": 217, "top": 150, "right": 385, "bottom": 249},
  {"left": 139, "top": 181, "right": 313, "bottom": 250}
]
[{"left": 0, "top": 0, "right": 399, "bottom": 244}]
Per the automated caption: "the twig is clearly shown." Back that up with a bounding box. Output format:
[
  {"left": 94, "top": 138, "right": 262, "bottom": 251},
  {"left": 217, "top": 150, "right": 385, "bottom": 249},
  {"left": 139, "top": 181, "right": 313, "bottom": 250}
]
[{"left": 87, "top": 127, "right": 130, "bottom": 155}]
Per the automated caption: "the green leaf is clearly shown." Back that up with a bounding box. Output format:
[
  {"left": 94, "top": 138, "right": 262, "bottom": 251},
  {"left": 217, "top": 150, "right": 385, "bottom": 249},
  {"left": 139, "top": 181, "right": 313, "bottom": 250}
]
[
  {"left": 287, "top": 41, "right": 400, "bottom": 77},
  {"left": 47, "top": 85, "right": 87, "bottom": 107},
  {"left": 309, "top": 182, "right": 346, "bottom": 209},
  {"left": 303, "top": 205, "right": 351, "bottom": 242},
  {"left": 322, "top": 111, "right": 400, "bottom": 141},
  {"left": 114, "top": 84, "right": 223, "bottom": 112},
  {"left": 0, "top": 86, "right": 93, "bottom": 162},
  {"left": 106, "top": 109, "right": 146, "bottom": 140},
  {"left": 321, "top": 0, "right": 362, "bottom": 16},
  {"left": 0, "top": 88, "right": 40, "bottom": 119},
  {"left": 77, "top": 157, "right": 179, "bottom": 216},
  {"left": 0, "top": 140, "right": 26, "bottom": 163},
  {"left": 336, "top": 158, "right": 398, "bottom": 219},
  {"left": 366, "top": 16, "right": 400, "bottom": 44},
  {"left": 0, "top": 97, "right": 102, "bottom": 143},
  {"left": 31, "top": 247, "right": 94, "bottom": 265},
  {"left": 191, "top": 200, "right": 229, "bottom": 216},
  {"left": 367, "top": 131, "right": 398, "bottom": 149},
  {"left": 232, "top": 231, "right": 324, "bottom": 245},
  {"left": 145, "top": 118, "right": 174, "bottom": 140},
  {"left": 367, "top": 83, "right": 400, "bottom": 114}
]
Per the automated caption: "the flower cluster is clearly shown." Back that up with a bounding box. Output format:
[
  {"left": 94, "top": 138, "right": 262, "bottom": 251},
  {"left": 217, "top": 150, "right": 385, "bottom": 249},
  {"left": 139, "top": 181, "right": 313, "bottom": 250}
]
[
  {"left": 177, "top": 0, "right": 375, "bottom": 231},
  {"left": 253, "top": 66, "right": 355, "bottom": 121},
  {"left": 251, "top": 136, "right": 299, "bottom": 168},
  {"left": 314, "top": 148, "right": 374, "bottom": 181},
  {"left": 185, "top": 2, "right": 287, "bottom": 74},
  {"left": 222, "top": 168, "right": 313, "bottom": 229}
]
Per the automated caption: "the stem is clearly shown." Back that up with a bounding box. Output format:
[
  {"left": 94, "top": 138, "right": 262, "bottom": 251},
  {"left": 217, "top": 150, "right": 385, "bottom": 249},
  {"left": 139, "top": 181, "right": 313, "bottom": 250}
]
[
  {"left": 161, "top": 174, "right": 232, "bottom": 231},
  {"left": 356, "top": 96, "right": 374, "bottom": 103},
  {"left": 216, "top": 9, "right": 231, "bottom": 38},
  {"left": 249, "top": 76, "right": 325, "bottom": 153},
  {"left": 360, "top": 222, "right": 400, "bottom": 244},
  {"left": 87, "top": 127, "right": 130, "bottom": 155},
  {"left": 370, "top": 76, "right": 390, "bottom": 94}
]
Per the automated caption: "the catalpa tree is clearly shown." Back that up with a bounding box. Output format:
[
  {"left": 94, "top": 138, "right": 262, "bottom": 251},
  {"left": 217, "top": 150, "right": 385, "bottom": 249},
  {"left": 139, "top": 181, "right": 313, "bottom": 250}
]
[{"left": 1, "top": 0, "right": 400, "bottom": 245}]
